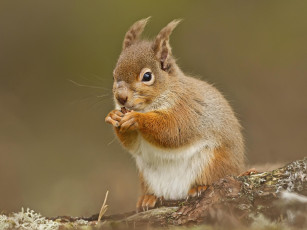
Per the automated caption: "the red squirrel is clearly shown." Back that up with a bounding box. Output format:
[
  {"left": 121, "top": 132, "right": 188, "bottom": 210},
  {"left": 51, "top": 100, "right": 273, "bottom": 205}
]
[{"left": 105, "top": 18, "right": 245, "bottom": 211}]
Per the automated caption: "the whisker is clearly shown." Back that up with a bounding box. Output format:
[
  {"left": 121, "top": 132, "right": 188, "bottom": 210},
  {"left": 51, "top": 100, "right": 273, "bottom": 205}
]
[
  {"left": 81, "top": 73, "right": 112, "bottom": 88},
  {"left": 90, "top": 97, "right": 112, "bottom": 109},
  {"left": 70, "top": 91, "right": 111, "bottom": 107},
  {"left": 70, "top": 95, "right": 97, "bottom": 105},
  {"left": 78, "top": 73, "right": 103, "bottom": 84},
  {"left": 108, "top": 137, "right": 117, "bottom": 146},
  {"left": 97, "top": 94, "right": 110, "bottom": 98},
  {"left": 68, "top": 79, "right": 111, "bottom": 91},
  {"left": 91, "top": 73, "right": 110, "bottom": 83}
]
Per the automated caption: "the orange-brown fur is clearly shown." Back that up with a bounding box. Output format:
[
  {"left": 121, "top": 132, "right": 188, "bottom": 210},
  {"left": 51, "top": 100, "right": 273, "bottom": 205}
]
[
  {"left": 114, "top": 127, "right": 138, "bottom": 150},
  {"left": 133, "top": 108, "right": 196, "bottom": 148},
  {"left": 136, "top": 173, "right": 158, "bottom": 210},
  {"left": 195, "top": 146, "right": 243, "bottom": 186},
  {"left": 188, "top": 185, "right": 208, "bottom": 197},
  {"left": 105, "top": 18, "right": 245, "bottom": 211}
]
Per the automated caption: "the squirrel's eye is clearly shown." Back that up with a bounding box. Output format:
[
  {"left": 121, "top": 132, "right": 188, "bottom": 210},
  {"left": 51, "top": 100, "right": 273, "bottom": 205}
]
[
  {"left": 142, "top": 72, "right": 152, "bottom": 82},
  {"left": 139, "top": 68, "right": 155, "bottom": 85}
]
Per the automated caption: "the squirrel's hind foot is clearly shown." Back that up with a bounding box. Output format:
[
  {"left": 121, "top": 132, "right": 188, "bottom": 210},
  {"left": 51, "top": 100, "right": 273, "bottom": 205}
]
[
  {"left": 187, "top": 185, "right": 208, "bottom": 199},
  {"left": 239, "top": 168, "right": 258, "bottom": 176},
  {"left": 136, "top": 194, "right": 159, "bottom": 212}
]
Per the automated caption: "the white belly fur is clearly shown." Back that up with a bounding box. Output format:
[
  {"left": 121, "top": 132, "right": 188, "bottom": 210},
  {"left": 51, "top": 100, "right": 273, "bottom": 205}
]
[{"left": 132, "top": 136, "right": 216, "bottom": 200}]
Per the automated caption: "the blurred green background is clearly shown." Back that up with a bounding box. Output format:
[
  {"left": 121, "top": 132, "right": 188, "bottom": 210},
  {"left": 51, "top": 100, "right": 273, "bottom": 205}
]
[{"left": 0, "top": 0, "right": 306, "bottom": 217}]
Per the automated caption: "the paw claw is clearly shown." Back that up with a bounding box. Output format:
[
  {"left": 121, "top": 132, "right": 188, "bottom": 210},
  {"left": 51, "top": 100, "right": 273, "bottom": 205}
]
[
  {"left": 105, "top": 110, "right": 124, "bottom": 127},
  {"left": 136, "top": 195, "right": 158, "bottom": 212},
  {"left": 119, "top": 112, "right": 138, "bottom": 132},
  {"left": 188, "top": 185, "right": 208, "bottom": 198},
  {"left": 239, "top": 168, "right": 258, "bottom": 176}
]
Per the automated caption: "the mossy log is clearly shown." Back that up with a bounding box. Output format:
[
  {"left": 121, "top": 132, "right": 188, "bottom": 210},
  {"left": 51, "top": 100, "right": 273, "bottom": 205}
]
[{"left": 51, "top": 158, "right": 307, "bottom": 229}]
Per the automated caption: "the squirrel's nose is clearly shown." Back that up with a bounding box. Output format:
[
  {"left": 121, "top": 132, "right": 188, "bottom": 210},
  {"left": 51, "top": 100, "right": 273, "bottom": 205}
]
[
  {"left": 116, "top": 95, "right": 128, "bottom": 105},
  {"left": 115, "top": 81, "right": 128, "bottom": 105}
]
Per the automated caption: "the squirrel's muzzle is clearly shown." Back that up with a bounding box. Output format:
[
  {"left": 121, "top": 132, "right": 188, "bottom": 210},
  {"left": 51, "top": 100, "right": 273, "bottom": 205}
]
[
  {"left": 116, "top": 94, "right": 128, "bottom": 105},
  {"left": 115, "top": 81, "right": 129, "bottom": 105}
]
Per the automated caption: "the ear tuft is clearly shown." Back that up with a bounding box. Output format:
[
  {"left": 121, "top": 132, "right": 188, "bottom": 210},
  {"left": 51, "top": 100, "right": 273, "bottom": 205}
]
[
  {"left": 152, "top": 19, "right": 181, "bottom": 53},
  {"left": 122, "top": 17, "right": 151, "bottom": 50},
  {"left": 152, "top": 19, "right": 182, "bottom": 71}
]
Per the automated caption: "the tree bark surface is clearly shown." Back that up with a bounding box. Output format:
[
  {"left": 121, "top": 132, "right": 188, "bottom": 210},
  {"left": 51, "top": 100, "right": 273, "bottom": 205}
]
[{"left": 50, "top": 158, "right": 307, "bottom": 229}]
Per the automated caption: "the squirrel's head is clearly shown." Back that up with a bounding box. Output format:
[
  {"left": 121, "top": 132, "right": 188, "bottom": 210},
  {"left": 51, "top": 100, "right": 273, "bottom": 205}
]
[{"left": 113, "top": 17, "right": 181, "bottom": 112}]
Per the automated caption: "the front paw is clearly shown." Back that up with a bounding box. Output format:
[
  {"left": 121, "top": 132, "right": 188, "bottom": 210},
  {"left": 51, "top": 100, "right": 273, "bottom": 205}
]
[
  {"left": 136, "top": 194, "right": 158, "bottom": 212},
  {"left": 118, "top": 111, "right": 139, "bottom": 132},
  {"left": 105, "top": 110, "right": 124, "bottom": 127}
]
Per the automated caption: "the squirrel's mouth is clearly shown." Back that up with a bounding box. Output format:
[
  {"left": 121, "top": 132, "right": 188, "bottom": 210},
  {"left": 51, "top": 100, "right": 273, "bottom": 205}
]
[
  {"left": 115, "top": 97, "right": 145, "bottom": 112},
  {"left": 125, "top": 105, "right": 140, "bottom": 112},
  {"left": 125, "top": 102, "right": 146, "bottom": 112}
]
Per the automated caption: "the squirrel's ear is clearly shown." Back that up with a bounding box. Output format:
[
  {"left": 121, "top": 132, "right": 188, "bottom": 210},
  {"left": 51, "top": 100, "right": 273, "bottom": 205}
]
[
  {"left": 122, "top": 17, "right": 150, "bottom": 50},
  {"left": 152, "top": 19, "right": 181, "bottom": 71}
]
